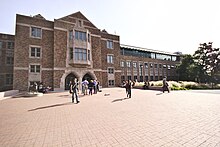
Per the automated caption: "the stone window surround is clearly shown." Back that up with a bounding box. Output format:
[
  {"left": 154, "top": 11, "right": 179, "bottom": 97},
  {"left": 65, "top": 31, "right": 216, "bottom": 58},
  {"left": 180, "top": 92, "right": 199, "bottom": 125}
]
[
  {"left": 107, "top": 40, "right": 113, "bottom": 49},
  {"left": 107, "top": 67, "right": 114, "bottom": 74},
  {"left": 30, "top": 26, "right": 42, "bottom": 39},
  {"left": 29, "top": 63, "right": 41, "bottom": 73},
  {"left": 29, "top": 45, "right": 42, "bottom": 58},
  {"left": 107, "top": 54, "right": 114, "bottom": 64}
]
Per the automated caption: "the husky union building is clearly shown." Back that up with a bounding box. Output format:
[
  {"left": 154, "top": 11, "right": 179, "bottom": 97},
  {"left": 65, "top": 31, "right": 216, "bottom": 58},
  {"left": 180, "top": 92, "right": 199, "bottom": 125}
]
[{"left": 0, "top": 11, "right": 180, "bottom": 91}]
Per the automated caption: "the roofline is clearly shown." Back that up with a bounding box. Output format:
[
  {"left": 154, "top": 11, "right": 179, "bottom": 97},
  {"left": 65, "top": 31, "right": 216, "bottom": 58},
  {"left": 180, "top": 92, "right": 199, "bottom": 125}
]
[{"left": 120, "top": 44, "right": 179, "bottom": 56}]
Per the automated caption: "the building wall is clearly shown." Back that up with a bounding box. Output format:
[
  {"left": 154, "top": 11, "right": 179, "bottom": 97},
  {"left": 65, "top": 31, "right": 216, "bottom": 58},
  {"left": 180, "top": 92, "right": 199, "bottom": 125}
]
[
  {"left": 0, "top": 33, "right": 14, "bottom": 91},
  {"left": 11, "top": 11, "right": 180, "bottom": 91}
]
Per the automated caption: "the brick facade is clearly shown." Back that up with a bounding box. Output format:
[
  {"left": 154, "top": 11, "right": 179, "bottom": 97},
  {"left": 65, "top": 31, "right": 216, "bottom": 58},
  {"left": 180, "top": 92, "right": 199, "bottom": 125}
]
[
  {"left": 0, "top": 11, "right": 180, "bottom": 92},
  {"left": 0, "top": 33, "right": 14, "bottom": 92}
]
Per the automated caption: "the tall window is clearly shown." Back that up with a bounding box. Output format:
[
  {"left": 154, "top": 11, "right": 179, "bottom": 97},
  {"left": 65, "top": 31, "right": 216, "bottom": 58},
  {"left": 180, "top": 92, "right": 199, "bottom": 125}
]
[
  {"left": 107, "top": 55, "right": 113, "bottom": 63},
  {"left": 30, "top": 65, "right": 40, "bottom": 73},
  {"left": 126, "top": 61, "right": 131, "bottom": 68},
  {"left": 121, "top": 61, "right": 124, "bottom": 67},
  {"left": 69, "top": 48, "right": 73, "bottom": 59},
  {"left": 75, "top": 31, "right": 86, "bottom": 41},
  {"left": 107, "top": 40, "right": 113, "bottom": 49},
  {"left": 74, "top": 48, "right": 87, "bottom": 61},
  {"left": 31, "top": 27, "right": 42, "bottom": 38},
  {"left": 30, "top": 47, "right": 41, "bottom": 58},
  {"left": 133, "top": 62, "right": 137, "bottom": 68},
  {"left": 88, "top": 50, "right": 90, "bottom": 61},
  {"left": 6, "top": 57, "right": 13, "bottom": 65},
  {"left": 108, "top": 68, "right": 114, "bottom": 74},
  {"left": 7, "top": 42, "right": 14, "bottom": 49},
  {"left": 0, "top": 41, "right": 2, "bottom": 49},
  {"left": 5, "top": 74, "right": 13, "bottom": 85},
  {"left": 69, "top": 30, "right": 73, "bottom": 40}
]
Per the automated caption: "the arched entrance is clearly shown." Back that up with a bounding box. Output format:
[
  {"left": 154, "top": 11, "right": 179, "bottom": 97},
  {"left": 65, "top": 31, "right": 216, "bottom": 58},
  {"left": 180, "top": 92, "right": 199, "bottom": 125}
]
[
  {"left": 65, "top": 73, "right": 77, "bottom": 90},
  {"left": 82, "top": 73, "right": 93, "bottom": 82}
]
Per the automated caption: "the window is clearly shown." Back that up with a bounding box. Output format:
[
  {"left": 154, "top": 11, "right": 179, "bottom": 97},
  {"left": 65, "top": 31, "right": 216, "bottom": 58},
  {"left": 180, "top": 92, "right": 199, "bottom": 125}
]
[
  {"left": 159, "top": 64, "right": 162, "bottom": 68},
  {"left": 107, "top": 40, "right": 113, "bottom": 49},
  {"left": 107, "top": 55, "right": 113, "bottom": 63},
  {"left": 88, "top": 50, "right": 90, "bottom": 61},
  {"left": 6, "top": 57, "right": 13, "bottom": 65},
  {"left": 144, "top": 63, "right": 148, "bottom": 68},
  {"left": 154, "top": 64, "right": 158, "bottom": 68},
  {"left": 69, "top": 48, "right": 73, "bottom": 59},
  {"left": 30, "top": 65, "right": 40, "bottom": 73},
  {"left": 74, "top": 48, "right": 87, "bottom": 61},
  {"left": 133, "top": 62, "right": 137, "bottom": 68},
  {"left": 126, "top": 61, "right": 131, "bottom": 68},
  {"left": 69, "top": 30, "right": 73, "bottom": 40},
  {"left": 108, "top": 68, "right": 114, "bottom": 74},
  {"left": 108, "top": 80, "right": 115, "bottom": 86},
  {"left": 30, "top": 47, "right": 41, "bottom": 58},
  {"left": 7, "top": 42, "right": 14, "bottom": 49},
  {"left": 31, "top": 27, "right": 42, "bottom": 38},
  {"left": 0, "top": 41, "right": 3, "bottom": 49},
  {"left": 75, "top": 31, "right": 86, "bottom": 41},
  {"left": 121, "top": 61, "right": 124, "bottom": 67},
  {"left": 150, "top": 63, "right": 153, "bottom": 68},
  {"left": 88, "top": 34, "right": 90, "bottom": 42},
  {"left": 5, "top": 74, "right": 13, "bottom": 85}
]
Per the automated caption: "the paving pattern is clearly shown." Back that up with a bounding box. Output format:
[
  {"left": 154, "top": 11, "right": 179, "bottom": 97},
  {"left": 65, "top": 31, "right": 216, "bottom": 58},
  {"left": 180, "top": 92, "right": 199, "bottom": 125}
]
[{"left": 0, "top": 88, "right": 220, "bottom": 147}]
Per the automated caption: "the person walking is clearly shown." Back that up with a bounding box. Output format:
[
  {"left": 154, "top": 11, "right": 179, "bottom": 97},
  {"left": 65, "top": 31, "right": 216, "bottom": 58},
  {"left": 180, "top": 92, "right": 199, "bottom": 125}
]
[
  {"left": 70, "top": 78, "right": 80, "bottom": 103},
  {"left": 88, "top": 80, "right": 94, "bottom": 95},
  {"left": 125, "top": 80, "right": 132, "bottom": 98},
  {"left": 162, "top": 77, "right": 170, "bottom": 93}
]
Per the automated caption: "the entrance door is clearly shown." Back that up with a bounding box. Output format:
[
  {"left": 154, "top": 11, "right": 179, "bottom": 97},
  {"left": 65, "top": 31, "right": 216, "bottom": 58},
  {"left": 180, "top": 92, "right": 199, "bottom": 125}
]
[
  {"left": 82, "top": 73, "right": 93, "bottom": 82},
  {"left": 65, "top": 73, "right": 77, "bottom": 90}
]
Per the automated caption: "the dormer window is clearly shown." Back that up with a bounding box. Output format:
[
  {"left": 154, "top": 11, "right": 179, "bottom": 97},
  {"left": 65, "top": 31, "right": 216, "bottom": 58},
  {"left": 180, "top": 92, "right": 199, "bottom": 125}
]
[{"left": 31, "top": 27, "right": 42, "bottom": 38}]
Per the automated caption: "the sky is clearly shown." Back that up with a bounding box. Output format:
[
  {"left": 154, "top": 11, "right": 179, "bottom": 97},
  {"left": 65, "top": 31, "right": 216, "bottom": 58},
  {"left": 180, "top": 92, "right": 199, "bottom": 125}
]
[{"left": 1, "top": 0, "right": 220, "bottom": 54}]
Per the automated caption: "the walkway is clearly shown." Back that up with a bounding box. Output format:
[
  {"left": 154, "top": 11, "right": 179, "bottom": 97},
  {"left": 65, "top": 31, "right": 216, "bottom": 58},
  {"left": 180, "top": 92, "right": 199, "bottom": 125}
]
[{"left": 0, "top": 88, "right": 220, "bottom": 147}]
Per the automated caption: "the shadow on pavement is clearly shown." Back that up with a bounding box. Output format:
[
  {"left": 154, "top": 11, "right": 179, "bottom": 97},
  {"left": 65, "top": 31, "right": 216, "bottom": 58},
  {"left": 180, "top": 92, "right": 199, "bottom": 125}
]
[
  {"left": 112, "top": 97, "right": 131, "bottom": 103},
  {"left": 156, "top": 92, "right": 163, "bottom": 95},
  {"left": 28, "top": 102, "right": 72, "bottom": 111}
]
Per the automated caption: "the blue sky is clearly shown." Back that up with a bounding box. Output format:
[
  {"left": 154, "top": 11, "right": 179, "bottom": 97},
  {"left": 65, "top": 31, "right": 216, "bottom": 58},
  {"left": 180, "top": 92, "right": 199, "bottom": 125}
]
[{"left": 1, "top": 0, "right": 220, "bottom": 54}]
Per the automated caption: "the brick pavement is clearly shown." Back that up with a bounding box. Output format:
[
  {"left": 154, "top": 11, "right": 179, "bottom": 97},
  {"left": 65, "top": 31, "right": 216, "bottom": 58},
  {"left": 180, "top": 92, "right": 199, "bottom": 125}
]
[{"left": 0, "top": 88, "right": 220, "bottom": 147}]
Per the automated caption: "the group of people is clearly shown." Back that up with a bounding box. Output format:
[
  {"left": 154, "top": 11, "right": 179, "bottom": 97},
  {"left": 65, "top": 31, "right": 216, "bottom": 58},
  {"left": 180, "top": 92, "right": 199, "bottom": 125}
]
[
  {"left": 29, "top": 82, "right": 51, "bottom": 93},
  {"left": 69, "top": 78, "right": 101, "bottom": 104}
]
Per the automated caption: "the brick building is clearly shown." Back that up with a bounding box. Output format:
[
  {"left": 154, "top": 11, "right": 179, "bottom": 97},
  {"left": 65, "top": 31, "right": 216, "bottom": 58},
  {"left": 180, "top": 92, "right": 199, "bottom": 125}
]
[
  {"left": 0, "top": 33, "right": 14, "bottom": 92},
  {"left": 11, "top": 11, "right": 180, "bottom": 91}
]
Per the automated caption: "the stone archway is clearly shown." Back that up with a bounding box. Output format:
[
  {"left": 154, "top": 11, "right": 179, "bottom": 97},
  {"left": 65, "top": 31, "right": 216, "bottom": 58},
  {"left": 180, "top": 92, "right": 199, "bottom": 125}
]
[
  {"left": 82, "top": 72, "right": 95, "bottom": 82},
  {"left": 65, "top": 73, "right": 77, "bottom": 90}
]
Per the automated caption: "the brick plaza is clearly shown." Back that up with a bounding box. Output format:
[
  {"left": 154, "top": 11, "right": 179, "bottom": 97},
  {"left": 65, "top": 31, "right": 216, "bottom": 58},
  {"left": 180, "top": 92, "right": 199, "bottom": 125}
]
[{"left": 0, "top": 88, "right": 220, "bottom": 147}]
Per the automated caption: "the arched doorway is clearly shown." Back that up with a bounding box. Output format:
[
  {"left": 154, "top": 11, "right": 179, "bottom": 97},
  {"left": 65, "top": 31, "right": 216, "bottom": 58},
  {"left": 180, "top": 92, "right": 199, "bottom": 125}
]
[
  {"left": 65, "top": 73, "right": 77, "bottom": 90},
  {"left": 82, "top": 73, "right": 93, "bottom": 82}
]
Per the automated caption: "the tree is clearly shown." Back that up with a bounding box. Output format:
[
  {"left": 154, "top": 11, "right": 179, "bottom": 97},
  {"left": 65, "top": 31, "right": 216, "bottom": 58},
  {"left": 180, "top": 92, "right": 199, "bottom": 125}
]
[
  {"left": 194, "top": 42, "right": 220, "bottom": 84},
  {"left": 176, "top": 54, "right": 205, "bottom": 82}
]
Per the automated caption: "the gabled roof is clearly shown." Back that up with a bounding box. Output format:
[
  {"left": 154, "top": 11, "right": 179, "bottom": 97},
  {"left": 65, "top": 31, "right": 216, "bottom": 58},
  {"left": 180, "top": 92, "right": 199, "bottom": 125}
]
[{"left": 58, "top": 11, "right": 97, "bottom": 29}]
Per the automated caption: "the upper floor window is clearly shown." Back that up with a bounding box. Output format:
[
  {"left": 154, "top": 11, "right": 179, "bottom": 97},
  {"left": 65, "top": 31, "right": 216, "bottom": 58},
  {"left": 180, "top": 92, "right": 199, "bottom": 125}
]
[
  {"left": 107, "top": 40, "right": 113, "bottom": 49},
  {"left": 107, "top": 55, "right": 113, "bottom": 63},
  {"left": 0, "top": 41, "right": 3, "bottom": 49},
  {"left": 144, "top": 63, "right": 148, "bottom": 68},
  {"left": 69, "top": 30, "right": 73, "bottom": 40},
  {"left": 74, "top": 48, "right": 87, "bottom": 61},
  {"left": 88, "top": 34, "right": 90, "bottom": 43},
  {"left": 6, "top": 57, "right": 13, "bottom": 65},
  {"left": 108, "top": 68, "right": 114, "bottom": 74},
  {"left": 31, "top": 27, "right": 42, "bottom": 38},
  {"left": 30, "top": 65, "right": 40, "bottom": 73},
  {"left": 30, "top": 47, "right": 41, "bottom": 58},
  {"left": 69, "top": 48, "right": 73, "bottom": 60},
  {"left": 120, "top": 61, "right": 124, "bottom": 67},
  {"left": 126, "top": 61, "right": 131, "bottom": 68},
  {"left": 133, "top": 62, "right": 137, "bottom": 68},
  {"left": 108, "top": 80, "right": 115, "bottom": 86},
  {"left": 154, "top": 64, "right": 158, "bottom": 68},
  {"left": 7, "top": 42, "right": 14, "bottom": 49},
  {"left": 75, "top": 31, "right": 86, "bottom": 41}
]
